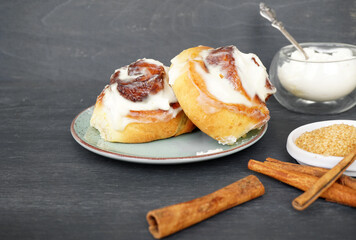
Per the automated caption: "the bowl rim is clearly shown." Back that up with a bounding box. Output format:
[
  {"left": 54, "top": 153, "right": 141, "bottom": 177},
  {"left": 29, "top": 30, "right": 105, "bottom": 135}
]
[
  {"left": 280, "top": 42, "right": 356, "bottom": 63},
  {"left": 286, "top": 119, "right": 356, "bottom": 174}
]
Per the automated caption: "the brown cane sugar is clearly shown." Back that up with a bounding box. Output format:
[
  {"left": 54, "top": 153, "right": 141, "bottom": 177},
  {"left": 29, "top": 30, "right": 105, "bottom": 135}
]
[{"left": 295, "top": 124, "right": 356, "bottom": 157}]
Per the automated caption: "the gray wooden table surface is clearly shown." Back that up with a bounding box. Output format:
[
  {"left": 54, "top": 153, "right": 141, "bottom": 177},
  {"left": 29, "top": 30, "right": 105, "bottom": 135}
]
[{"left": 1, "top": 0, "right": 355, "bottom": 239}]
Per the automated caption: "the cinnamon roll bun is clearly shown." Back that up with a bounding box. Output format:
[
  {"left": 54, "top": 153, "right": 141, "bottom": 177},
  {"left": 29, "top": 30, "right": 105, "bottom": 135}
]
[
  {"left": 169, "top": 45, "right": 276, "bottom": 145},
  {"left": 90, "top": 59, "right": 195, "bottom": 143}
]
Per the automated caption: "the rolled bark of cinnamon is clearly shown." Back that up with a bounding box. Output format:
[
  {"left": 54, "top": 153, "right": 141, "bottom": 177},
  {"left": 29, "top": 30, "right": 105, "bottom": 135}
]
[
  {"left": 265, "top": 158, "right": 356, "bottom": 190},
  {"left": 146, "top": 175, "right": 265, "bottom": 239},
  {"left": 339, "top": 175, "right": 356, "bottom": 191},
  {"left": 292, "top": 147, "right": 356, "bottom": 210},
  {"left": 248, "top": 159, "right": 356, "bottom": 208}
]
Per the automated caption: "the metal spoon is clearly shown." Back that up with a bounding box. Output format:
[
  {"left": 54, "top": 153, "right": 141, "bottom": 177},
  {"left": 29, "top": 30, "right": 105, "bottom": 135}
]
[{"left": 259, "top": 2, "right": 309, "bottom": 60}]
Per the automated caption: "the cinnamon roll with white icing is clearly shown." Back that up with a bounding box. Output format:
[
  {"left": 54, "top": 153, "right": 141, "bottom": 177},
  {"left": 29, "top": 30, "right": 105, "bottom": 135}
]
[
  {"left": 169, "top": 45, "right": 276, "bottom": 145},
  {"left": 90, "top": 59, "right": 195, "bottom": 143}
]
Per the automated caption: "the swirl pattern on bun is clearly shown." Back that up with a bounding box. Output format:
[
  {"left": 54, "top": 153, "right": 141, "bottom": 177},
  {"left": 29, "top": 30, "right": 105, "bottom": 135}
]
[
  {"left": 90, "top": 58, "right": 195, "bottom": 143},
  {"left": 169, "top": 45, "right": 276, "bottom": 145}
]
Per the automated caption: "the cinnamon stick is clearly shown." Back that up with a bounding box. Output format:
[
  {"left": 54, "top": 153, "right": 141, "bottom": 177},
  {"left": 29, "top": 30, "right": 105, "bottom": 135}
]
[
  {"left": 146, "top": 175, "right": 265, "bottom": 239},
  {"left": 339, "top": 175, "right": 356, "bottom": 191},
  {"left": 248, "top": 159, "right": 356, "bottom": 208},
  {"left": 265, "top": 158, "right": 356, "bottom": 190},
  {"left": 292, "top": 147, "right": 356, "bottom": 210},
  {"left": 265, "top": 158, "right": 328, "bottom": 177}
]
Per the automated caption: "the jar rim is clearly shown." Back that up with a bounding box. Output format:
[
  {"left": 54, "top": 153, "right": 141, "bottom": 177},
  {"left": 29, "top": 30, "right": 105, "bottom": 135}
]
[{"left": 280, "top": 42, "right": 356, "bottom": 63}]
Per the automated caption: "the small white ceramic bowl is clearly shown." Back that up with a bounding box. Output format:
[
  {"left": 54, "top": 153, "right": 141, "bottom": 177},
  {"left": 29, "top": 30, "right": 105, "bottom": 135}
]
[{"left": 286, "top": 120, "right": 356, "bottom": 176}]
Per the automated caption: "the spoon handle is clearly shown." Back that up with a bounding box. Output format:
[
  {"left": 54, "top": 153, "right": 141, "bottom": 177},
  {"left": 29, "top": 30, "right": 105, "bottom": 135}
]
[{"left": 259, "top": 3, "right": 309, "bottom": 60}]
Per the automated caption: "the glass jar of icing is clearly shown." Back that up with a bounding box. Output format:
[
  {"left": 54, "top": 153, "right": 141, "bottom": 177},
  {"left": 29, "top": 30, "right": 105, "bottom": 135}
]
[{"left": 269, "top": 42, "right": 356, "bottom": 114}]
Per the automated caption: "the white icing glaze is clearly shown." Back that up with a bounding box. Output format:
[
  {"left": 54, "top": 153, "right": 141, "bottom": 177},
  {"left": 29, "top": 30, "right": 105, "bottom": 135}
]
[
  {"left": 169, "top": 55, "right": 187, "bottom": 86},
  {"left": 232, "top": 49, "right": 273, "bottom": 102},
  {"left": 198, "top": 46, "right": 275, "bottom": 105},
  {"left": 113, "top": 58, "right": 165, "bottom": 83},
  {"left": 112, "top": 66, "right": 140, "bottom": 82},
  {"left": 96, "top": 59, "right": 181, "bottom": 131},
  {"left": 196, "top": 148, "right": 223, "bottom": 155},
  {"left": 194, "top": 60, "right": 252, "bottom": 106},
  {"left": 218, "top": 136, "right": 237, "bottom": 145},
  {"left": 169, "top": 46, "right": 275, "bottom": 108}
]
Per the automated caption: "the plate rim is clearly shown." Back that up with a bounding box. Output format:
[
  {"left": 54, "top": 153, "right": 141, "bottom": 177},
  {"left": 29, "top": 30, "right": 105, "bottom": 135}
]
[{"left": 70, "top": 106, "right": 268, "bottom": 164}]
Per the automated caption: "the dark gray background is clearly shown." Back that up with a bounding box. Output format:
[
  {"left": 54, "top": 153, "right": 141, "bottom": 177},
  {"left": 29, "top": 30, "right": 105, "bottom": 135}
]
[{"left": 1, "top": 0, "right": 355, "bottom": 239}]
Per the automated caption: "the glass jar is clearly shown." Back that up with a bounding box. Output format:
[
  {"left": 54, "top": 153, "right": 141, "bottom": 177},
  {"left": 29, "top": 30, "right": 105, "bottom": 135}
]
[{"left": 269, "top": 42, "right": 356, "bottom": 114}]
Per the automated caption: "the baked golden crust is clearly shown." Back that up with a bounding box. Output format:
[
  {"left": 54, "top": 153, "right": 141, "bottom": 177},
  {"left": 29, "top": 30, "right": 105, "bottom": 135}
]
[
  {"left": 170, "top": 46, "right": 272, "bottom": 144},
  {"left": 90, "top": 101, "right": 195, "bottom": 143}
]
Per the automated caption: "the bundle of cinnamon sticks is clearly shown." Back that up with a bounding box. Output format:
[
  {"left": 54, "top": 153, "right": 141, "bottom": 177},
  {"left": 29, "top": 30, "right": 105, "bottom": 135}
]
[
  {"left": 146, "top": 158, "right": 356, "bottom": 239},
  {"left": 248, "top": 158, "right": 356, "bottom": 207}
]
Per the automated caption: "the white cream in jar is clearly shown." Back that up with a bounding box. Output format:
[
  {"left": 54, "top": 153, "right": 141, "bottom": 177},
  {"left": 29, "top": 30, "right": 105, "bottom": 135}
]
[{"left": 278, "top": 47, "right": 356, "bottom": 101}]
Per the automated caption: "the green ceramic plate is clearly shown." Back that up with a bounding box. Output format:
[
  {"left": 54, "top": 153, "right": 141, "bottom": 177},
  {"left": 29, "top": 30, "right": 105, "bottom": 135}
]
[{"left": 70, "top": 106, "right": 268, "bottom": 164}]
